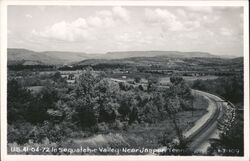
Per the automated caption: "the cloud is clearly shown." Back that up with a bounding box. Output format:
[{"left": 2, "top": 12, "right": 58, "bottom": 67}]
[
  {"left": 176, "top": 9, "right": 187, "bottom": 17},
  {"left": 175, "top": 7, "right": 220, "bottom": 26},
  {"left": 145, "top": 8, "right": 174, "bottom": 23},
  {"left": 115, "top": 33, "right": 130, "bottom": 42},
  {"left": 220, "top": 28, "right": 233, "bottom": 36},
  {"left": 32, "top": 6, "right": 130, "bottom": 42},
  {"left": 145, "top": 8, "right": 200, "bottom": 31},
  {"left": 32, "top": 21, "right": 90, "bottom": 42},
  {"left": 201, "top": 15, "right": 219, "bottom": 24},
  {"left": 185, "top": 21, "right": 200, "bottom": 30},
  {"left": 186, "top": 6, "right": 213, "bottom": 13},
  {"left": 9, "top": 6, "right": 243, "bottom": 56},
  {"left": 25, "top": 14, "right": 32, "bottom": 19},
  {"left": 145, "top": 8, "right": 183, "bottom": 31},
  {"left": 87, "top": 16, "right": 103, "bottom": 27},
  {"left": 112, "top": 6, "right": 130, "bottom": 22},
  {"left": 71, "top": 18, "right": 88, "bottom": 28},
  {"left": 97, "top": 10, "right": 113, "bottom": 17}
]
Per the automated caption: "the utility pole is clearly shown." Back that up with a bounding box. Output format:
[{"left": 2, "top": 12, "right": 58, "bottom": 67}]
[{"left": 192, "top": 91, "right": 195, "bottom": 117}]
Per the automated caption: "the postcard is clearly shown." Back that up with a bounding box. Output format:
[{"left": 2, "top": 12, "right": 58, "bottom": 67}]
[{"left": 1, "top": 0, "right": 249, "bottom": 161}]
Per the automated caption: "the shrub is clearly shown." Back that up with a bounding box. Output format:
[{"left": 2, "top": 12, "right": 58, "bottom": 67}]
[
  {"left": 97, "top": 122, "right": 109, "bottom": 133},
  {"left": 7, "top": 122, "right": 34, "bottom": 144}
]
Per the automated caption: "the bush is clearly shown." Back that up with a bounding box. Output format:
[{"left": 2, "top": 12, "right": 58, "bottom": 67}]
[
  {"left": 7, "top": 122, "right": 34, "bottom": 144},
  {"left": 111, "top": 120, "right": 126, "bottom": 130},
  {"left": 97, "top": 122, "right": 109, "bottom": 133},
  {"left": 134, "top": 76, "right": 141, "bottom": 83}
]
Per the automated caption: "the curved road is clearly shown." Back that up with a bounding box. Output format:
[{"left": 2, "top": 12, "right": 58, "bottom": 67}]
[
  {"left": 156, "top": 90, "right": 228, "bottom": 155},
  {"left": 186, "top": 90, "right": 225, "bottom": 153}
]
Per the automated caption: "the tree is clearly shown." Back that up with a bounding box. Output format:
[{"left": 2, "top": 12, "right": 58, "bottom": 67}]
[
  {"left": 7, "top": 122, "right": 34, "bottom": 144},
  {"left": 118, "top": 82, "right": 132, "bottom": 91},
  {"left": 71, "top": 69, "right": 100, "bottom": 129},
  {"left": 165, "top": 95, "right": 181, "bottom": 114},
  {"left": 191, "top": 76, "right": 243, "bottom": 104},
  {"left": 25, "top": 99, "right": 49, "bottom": 123},
  {"left": 7, "top": 79, "right": 33, "bottom": 123},
  {"left": 118, "top": 91, "right": 137, "bottom": 121},
  {"left": 192, "top": 79, "right": 206, "bottom": 90},
  {"left": 75, "top": 68, "right": 99, "bottom": 97},
  {"left": 138, "top": 84, "right": 144, "bottom": 91},
  {"left": 99, "top": 102, "right": 119, "bottom": 123},
  {"left": 134, "top": 76, "right": 141, "bottom": 83},
  {"left": 169, "top": 76, "right": 193, "bottom": 110},
  {"left": 52, "top": 71, "right": 62, "bottom": 82},
  {"left": 95, "top": 79, "right": 120, "bottom": 123},
  {"left": 147, "top": 76, "right": 159, "bottom": 91},
  {"left": 162, "top": 77, "right": 191, "bottom": 152},
  {"left": 39, "top": 85, "right": 58, "bottom": 109},
  {"left": 129, "top": 107, "right": 138, "bottom": 124},
  {"left": 68, "top": 73, "right": 74, "bottom": 80},
  {"left": 73, "top": 96, "right": 98, "bottom": 129},
  {"left": 170, "top": 76, "right": 184, "bottom": 85}
]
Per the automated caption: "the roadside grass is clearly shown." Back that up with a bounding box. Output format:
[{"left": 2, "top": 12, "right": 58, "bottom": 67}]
[
  {"left": 193, "top": 92, "right": 209, "bottom": 110},
  {"left": 60, "top": 108, "right": 207, "bottom": 155},
  {"left": 120, "top": 110, "right": 207, "bottom": 149}
]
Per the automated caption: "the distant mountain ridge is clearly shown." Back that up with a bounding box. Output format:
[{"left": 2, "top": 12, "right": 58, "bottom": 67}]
[
  {"left": 8, "top": 48, "right": 92, "bottom": 65},
  {"left": 104, "top": 51, "right": 216, "bottom": 59},
  {"left": 8, "top": 48, "right": 230, "bottom": 65}
]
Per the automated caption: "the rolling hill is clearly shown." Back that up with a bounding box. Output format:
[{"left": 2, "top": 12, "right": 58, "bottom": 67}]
[
  {"left": 103, "top": 51, "right": 216, "bottom": 59},
  {"left": 74, "top": 56, "right": 243, "bottom": 69},
  {"left": 8, "top": 48, "right": 226, "bottom": 66},
  {"left": 7, "top": 48, "right": 94, "bottom": 65}
]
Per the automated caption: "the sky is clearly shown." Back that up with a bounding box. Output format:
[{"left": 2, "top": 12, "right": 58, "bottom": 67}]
[{"left": 8, "top": 6, "right": 243, "bottom": 56}]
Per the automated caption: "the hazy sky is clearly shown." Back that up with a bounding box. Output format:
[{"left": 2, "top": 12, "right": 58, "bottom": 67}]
[{"left": 8, "top": 6, "right": 243, "bottom": 56}]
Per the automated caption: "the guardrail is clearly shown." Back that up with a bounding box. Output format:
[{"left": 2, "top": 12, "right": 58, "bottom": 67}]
[
  {"left": 192, "top": 90, "right": 237, "bottom": 140},
  {"left": 198, "top": 90, "right": 236, "bottom": 124}
]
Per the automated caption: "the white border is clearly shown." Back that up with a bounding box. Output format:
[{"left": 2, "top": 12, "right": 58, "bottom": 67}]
[{"left": 1, "top": 1, "right": 249, "bottom": 161}]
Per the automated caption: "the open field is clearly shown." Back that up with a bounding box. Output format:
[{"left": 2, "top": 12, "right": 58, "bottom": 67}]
[
  {"left": 27, "top": 86, "right": 44, "bottom": 94},
  {"left": 160, "top": 76, "right": 218, "bottom": 84}
]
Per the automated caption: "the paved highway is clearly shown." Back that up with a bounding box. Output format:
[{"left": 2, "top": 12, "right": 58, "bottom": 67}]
[
  {"left": 186, "top": 90, "right": 225, "bottom": 153},
  {"left": 156, "top": 90, "right": 230, "bottom": 155}
]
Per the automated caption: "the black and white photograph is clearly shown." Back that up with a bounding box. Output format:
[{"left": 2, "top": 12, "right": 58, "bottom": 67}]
[{"left": 0, "top": 0, "right": 249, "bottom": 161}]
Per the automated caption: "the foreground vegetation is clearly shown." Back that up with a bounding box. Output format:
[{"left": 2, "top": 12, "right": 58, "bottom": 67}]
[
  {"left": 8, "top": 68, "right": 205, "bottom": 155},
  {"left": 7, "top": 58, "right": 244, "bottom": 156}
]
